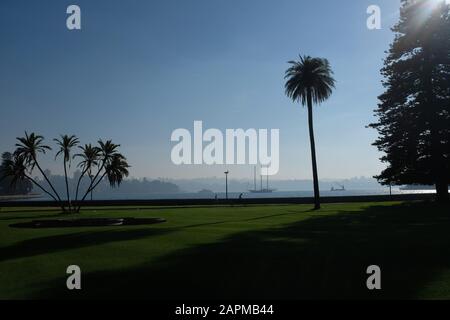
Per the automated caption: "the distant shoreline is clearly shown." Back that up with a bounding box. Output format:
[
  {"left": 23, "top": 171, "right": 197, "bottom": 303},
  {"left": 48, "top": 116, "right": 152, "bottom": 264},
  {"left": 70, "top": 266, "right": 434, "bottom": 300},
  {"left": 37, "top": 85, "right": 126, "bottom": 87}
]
[
  {"left": 3, "top": 188, "right": 440, "bottom": 202},
  {"left": 0, "top": 194, "right": 41, "bottom": 201}
]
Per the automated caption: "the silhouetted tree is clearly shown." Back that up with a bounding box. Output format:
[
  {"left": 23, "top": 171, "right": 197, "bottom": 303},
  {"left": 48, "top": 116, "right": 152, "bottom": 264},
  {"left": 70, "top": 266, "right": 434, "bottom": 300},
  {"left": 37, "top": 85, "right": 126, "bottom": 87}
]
[
  {"left": 54, "top": 135, "right": 79, "bottom": 211},
  {"left": 14, "top": 132, "right": 65, "bottom": 209},
  {"left": 1, "top": 133, "right": 129, "bottom": 213},
  {"left": 0, "top": 152, "right": 32, "bottom": 195},
  {"left": 1, "top": 154, "right": 55, "bottom": 200},
  {"left": 74, "top": 144, "right": 101, "bottom": 203},
  {"left": 76, "top": 140, "right": 129, "bottom": 212},
  {"left": 285, "top": 55, "right": 336, "bottom": 210},
  {"left": 369, "top": 0, "right": 450, "bottom": 202}
]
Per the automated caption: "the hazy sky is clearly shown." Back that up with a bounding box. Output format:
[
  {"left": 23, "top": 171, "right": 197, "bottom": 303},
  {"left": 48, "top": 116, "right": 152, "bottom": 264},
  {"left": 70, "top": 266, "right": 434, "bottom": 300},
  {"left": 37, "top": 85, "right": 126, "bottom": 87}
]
[{"left": 0, "top": 0, "right": 402, "bottom": 180}]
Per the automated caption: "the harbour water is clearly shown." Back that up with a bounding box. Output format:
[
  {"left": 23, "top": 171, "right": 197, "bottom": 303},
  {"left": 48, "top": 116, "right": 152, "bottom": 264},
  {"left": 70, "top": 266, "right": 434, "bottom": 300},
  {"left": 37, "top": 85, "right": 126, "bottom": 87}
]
[{"left": 10, "top": 188, "right": 440, "bottom": 201}]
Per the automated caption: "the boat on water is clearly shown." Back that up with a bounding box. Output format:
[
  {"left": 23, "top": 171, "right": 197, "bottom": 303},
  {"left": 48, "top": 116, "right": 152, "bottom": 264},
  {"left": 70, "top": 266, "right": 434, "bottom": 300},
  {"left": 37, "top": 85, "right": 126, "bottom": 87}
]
[
  {"left": 248, "top": 166, "right": 276, "bottom": 193},
  {"left": 399, "top": 185, "right": 435, "bottom": 191},
  {"left": 249, "top": 188, "right": 275, "bottom": 194},
  {"left": 330, "top": 183, "right": 346, "bottom": 192}
]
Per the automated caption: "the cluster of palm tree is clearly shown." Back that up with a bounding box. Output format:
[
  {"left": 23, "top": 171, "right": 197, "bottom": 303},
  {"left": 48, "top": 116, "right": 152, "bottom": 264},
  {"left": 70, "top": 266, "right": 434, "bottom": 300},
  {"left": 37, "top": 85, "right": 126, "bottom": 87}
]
[
  {"left": 1, "top": 55, "right": 333, "bottom": 212},
  {"left": 0, "top": 132, "right": 130, "bottom": 213}
]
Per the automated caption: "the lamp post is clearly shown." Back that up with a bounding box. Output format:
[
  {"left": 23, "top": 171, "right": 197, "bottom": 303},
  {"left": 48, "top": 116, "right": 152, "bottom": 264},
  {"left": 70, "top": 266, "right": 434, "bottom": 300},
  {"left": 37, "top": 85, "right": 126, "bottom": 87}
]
[{"left": 224, "top": 170, "right": 229, "bottom": 200}]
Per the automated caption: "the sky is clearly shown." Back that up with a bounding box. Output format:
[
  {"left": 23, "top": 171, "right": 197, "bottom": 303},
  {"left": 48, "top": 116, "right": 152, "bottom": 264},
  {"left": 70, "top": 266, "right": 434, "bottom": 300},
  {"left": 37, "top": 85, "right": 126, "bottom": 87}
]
[{"left": 0, "top": 0, "right": 403, "bottom": 180}]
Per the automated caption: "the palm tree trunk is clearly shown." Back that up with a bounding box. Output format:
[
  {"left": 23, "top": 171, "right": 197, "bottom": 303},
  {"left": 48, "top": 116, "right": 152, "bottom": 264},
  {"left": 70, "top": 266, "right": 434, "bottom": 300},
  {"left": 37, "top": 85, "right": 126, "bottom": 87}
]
[
  {"left": 307, "top": 90, "right": 321, "bottom": 210},
  {"left": 25, "top": 174, "right": 66, "bottom": 212},
  {"left": 78, "top": 162, "right": 104, "bottom": 205},
  {"left": 74, "top": 168, "right": 88, "bottom": 205},
  {"left": 24, "top": 174, "right": 57, "bottom": 201},
  {"left": 63, "top": 157, "right": 71, "bottom": 212},
  {"left": 33, "top": 157, "right": 65, "bottom": 211},
  {"left": 90, "top": 176, "right": 93, "bottom": 201},
  {"left": 77, "top": 169, "right": 106, "bottom": 212}
]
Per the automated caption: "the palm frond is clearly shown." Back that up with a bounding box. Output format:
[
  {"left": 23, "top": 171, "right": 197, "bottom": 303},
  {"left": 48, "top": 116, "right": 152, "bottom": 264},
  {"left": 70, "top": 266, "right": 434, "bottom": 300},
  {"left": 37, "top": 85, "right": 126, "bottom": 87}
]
[{"left": 285, "top": 55, "right": 336, "bottom": 106}]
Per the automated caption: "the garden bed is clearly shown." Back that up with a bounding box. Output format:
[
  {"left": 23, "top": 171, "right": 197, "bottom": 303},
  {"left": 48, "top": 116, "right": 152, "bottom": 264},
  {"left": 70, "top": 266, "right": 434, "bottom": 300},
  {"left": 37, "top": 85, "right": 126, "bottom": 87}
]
[{"left": 10, "top": 217, "right": 166, "bottom": 228}]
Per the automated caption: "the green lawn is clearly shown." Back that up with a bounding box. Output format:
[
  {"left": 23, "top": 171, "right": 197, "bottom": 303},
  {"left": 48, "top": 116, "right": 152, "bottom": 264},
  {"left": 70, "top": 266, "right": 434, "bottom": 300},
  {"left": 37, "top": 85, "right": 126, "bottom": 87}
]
[{"left": 1, "top": 201, "right": 450, "bottom": 299}]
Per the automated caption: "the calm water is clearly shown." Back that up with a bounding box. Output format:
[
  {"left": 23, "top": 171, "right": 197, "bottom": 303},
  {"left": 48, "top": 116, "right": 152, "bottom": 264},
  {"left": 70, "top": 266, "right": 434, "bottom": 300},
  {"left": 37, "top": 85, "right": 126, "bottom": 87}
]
[{"left": 13, "top": 188, "right": 439, "bottom": 201}]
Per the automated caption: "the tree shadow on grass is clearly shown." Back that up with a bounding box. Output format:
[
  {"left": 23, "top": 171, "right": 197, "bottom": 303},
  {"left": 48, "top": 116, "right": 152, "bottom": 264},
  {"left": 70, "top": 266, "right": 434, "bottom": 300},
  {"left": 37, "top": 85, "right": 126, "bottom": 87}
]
[
  {"left": 0, "top": 208, "right": 62, "bottom": 214},
  {"left": 32, "top": 202, "right": 450, "bottom": 299},
  {"left": 0, "top": 227, "right": 171, "bottom": 263},
  {"left": 177, "top": 211, "right": 303, "bottom": 229},
  {"left": 0, "top": 213, "right": 62, "bottom": 221},
  {"left": 0, "top": 211, "right": 298, "bottom": 264}
]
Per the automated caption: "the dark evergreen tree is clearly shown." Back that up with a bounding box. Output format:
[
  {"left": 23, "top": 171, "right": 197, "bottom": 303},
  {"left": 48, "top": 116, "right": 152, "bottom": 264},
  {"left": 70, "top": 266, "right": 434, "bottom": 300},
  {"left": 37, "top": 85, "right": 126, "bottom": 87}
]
[{"left": 370, "top": 0, "right": 450, "bottom": 202}]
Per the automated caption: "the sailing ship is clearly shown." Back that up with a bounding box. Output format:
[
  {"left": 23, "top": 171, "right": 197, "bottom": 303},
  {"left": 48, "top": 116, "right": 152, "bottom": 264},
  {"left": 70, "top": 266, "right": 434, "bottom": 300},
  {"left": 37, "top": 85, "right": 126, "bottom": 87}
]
[
  {"left": 248, "top": 166, "right": 276, "bottom": 193},
  {"left": 330, "top": 183, "right": 346, "bottom": 192}
]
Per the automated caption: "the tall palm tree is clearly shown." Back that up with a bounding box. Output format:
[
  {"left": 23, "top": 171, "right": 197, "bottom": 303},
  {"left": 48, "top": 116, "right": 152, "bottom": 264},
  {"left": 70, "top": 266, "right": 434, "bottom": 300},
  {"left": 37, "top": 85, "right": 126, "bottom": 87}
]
[
  {"left": 285, "top": 55, "right": 335, "bottom": 210},
  {"left": 54, "top": 135, "right": 79, "bottom": 212},
  {"left": 14, "top": 132, "right": 64, "bottom": 207},
  {"left": 73, "top": 144, "right": 101, "bottom": 204}
]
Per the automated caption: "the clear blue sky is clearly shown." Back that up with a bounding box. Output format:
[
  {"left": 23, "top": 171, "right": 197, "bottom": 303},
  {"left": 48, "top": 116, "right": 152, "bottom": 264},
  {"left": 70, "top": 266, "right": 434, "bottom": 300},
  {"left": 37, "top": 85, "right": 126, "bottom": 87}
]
[{"left": 0, "top": 0, "right": 401, "bottom": 180}]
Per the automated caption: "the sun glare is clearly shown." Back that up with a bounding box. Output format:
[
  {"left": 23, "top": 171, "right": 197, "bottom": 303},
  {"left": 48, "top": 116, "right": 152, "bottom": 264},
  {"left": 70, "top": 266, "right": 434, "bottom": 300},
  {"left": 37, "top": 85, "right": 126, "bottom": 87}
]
[
  {"left": 409, "top": 0, "right": 450, "bottom": 27},
  {"left": 421, "top": 0, "right": 450, "bottom": 7},
  {"left": 431, "top": 0, "right": 450, "bottom": 5}
]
